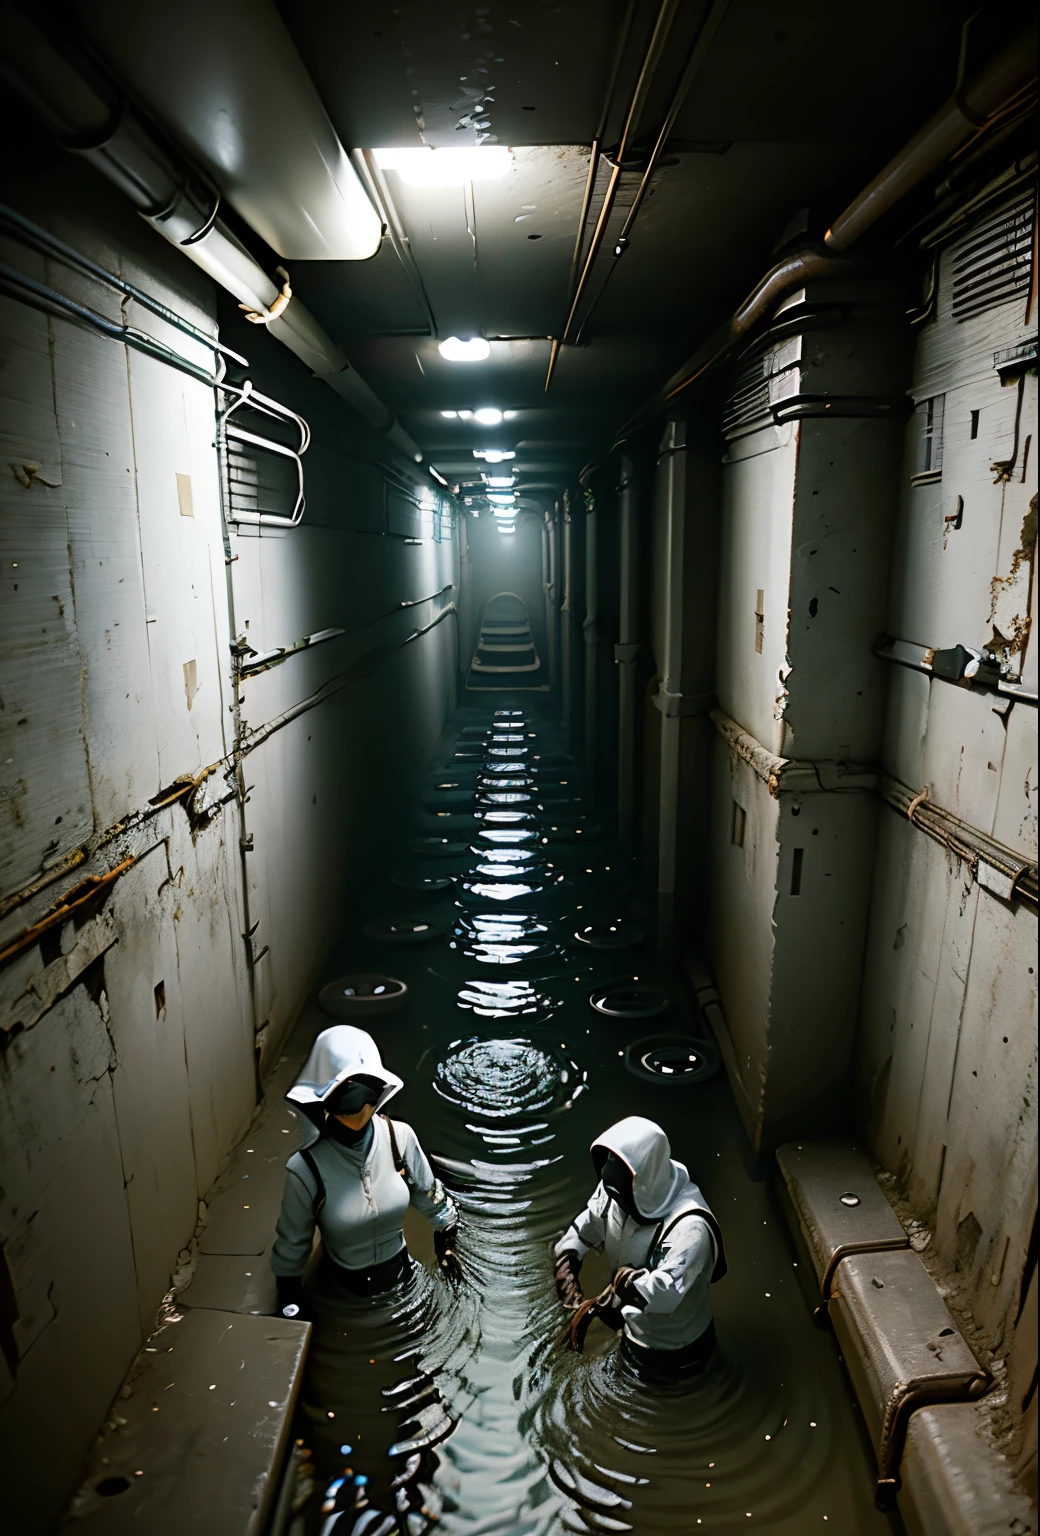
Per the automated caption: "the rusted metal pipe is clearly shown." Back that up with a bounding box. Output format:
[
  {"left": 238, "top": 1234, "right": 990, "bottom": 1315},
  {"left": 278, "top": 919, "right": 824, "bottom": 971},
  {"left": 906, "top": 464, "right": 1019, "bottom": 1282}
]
[{"left": 825, "top": 19, "right": 1038, "bottom": 251}]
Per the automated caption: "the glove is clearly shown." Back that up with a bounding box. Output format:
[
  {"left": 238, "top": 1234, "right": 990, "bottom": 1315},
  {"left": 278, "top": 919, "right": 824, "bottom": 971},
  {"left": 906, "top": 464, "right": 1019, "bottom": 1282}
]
[
  {"left": 553, "top": 1250, "right": 585, "bottom": 1310},
  {"left": 434, "top": 1225, "right": 464, "bottom": 1286},
  {"left": 276, "top": 1275, "right": 309, "bottom": 1320},
  {"left": 612, "top": 1266, "right": 648, "bottom": 1309}
]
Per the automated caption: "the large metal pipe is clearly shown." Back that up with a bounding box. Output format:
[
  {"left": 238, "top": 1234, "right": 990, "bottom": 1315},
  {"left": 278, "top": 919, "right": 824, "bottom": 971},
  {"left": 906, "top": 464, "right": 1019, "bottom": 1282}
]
[
  {"left": 71, "top": 0, "right": 382, "bottom": 262},
  {"left": 616, "top": 455, "right": 640, "bottom": 846},
  {"left": 0, "top": 3, "right": 423, "bottom": 466},
  {"left": 654, "top": 422, "right": 687, "bottom": 954},
  {"left": 825, "top": 19, "right": 1038, "bottom": 250},
  {"left": 587, "top": 19, "right": 1037, "bottom": 467}
]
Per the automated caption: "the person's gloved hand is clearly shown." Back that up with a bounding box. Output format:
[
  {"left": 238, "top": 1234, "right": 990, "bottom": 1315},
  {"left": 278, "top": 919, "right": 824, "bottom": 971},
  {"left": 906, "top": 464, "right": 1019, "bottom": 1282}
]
[
  {"left": 554, "top": 1250, "right": 585, "bottom": 1310},
  {"left": 611, "top": 1266, "right": 648, "bottom": 1309},
  {"left": 434, "top": 1224, "right": 464, "bottom": 1286},
  {"left": 276, "top": 1275, "right": 309, "bottom": 1321}
]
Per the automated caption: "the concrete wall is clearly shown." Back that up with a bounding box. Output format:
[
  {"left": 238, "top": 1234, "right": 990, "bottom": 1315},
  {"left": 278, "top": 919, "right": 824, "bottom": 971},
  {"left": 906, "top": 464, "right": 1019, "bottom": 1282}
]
[
  {"left": 0, "top": 138, "right": 458, "bottom": 1530},
  {"left": 856, "top": 186, "right": 1038, "bottom": 1392}
]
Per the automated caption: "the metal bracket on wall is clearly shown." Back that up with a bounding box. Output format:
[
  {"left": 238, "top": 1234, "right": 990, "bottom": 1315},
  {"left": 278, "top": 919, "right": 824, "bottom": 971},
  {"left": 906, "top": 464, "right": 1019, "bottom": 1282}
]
[
  {"left": 771, "top": 393, "right": 911, "bottom": 425},
  {"left": 653, "top": 687, "right": 715, "bottom": 718}
]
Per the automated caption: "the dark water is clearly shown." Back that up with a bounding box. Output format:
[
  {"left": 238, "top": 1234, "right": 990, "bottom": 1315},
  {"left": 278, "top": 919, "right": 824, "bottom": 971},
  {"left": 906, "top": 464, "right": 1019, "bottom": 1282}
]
[{"left": 298, "top": 706, "right": 895, "bottom": 1534}]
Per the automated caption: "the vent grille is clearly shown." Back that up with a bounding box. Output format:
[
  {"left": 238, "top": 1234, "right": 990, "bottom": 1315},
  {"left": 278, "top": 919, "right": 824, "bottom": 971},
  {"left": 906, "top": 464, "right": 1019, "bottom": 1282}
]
[
  {"left": 951, "top": 192, "right": 1034, "bottom": 323},
  {"left": 723, "top": 336, "right": 802, "bottom": 439}
]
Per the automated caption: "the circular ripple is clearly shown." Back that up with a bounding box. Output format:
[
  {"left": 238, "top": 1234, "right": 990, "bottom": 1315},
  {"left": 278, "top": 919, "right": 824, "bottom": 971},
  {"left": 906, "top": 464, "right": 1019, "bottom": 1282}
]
[
  {"left": 455, "top": 979, "right": 558, "bottom": 1025},
  {"left": 572, "top": 919, "right": 644, "bottom": 950},
  {"left": 433, "top": 1037, "right": 586, "bottom": 1124},
  {"left": 625, "top": 1032, "right": 720, "bottom": 1085}
]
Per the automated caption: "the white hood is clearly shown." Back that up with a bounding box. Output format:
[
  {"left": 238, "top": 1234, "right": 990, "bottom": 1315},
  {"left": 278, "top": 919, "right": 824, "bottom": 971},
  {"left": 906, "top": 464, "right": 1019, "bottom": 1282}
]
[
  {"left": 591, "top": 1116, "right": 685, "bottom": 1221},
  {"left": 286, "top": 1025, "right": 403, "bottom": 1142}
]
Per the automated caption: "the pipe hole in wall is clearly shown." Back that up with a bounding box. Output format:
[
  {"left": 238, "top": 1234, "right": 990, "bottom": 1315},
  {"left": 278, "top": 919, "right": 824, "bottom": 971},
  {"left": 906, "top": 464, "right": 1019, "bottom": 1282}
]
[{"left": 790, "top": 849, "right": 804, "bottom": 896}]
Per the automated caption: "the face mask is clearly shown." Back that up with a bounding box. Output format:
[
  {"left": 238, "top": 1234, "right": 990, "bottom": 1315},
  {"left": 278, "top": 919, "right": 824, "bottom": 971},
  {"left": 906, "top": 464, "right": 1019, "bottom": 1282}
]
[
  {"left": 598, "top": 1152, "right": 642, "bottom": 1221},
  {"left": 328, "top": 1077, "right": 381, "bottom": 1116}
]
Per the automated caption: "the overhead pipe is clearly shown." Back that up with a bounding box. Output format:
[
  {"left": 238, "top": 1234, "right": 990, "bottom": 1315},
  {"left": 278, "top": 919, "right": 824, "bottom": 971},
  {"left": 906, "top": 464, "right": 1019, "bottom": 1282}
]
[
  {"left": 69, "top": 0, "right": 382, "bottom": 262},
  {"left": 583, "top": 17, "right": 1037, "bottom": 471},
  {"left": 545, "top": 0, "right": 681, "bottom": 391},
  {"left": 0, "top": 3, "right": 424, "bottom": 467},
  {"left": 574, "top": 0, "right": 731, "bottom": 344},
  {"left": 615, "top": 455, "right": 640, "bottom": 846}
]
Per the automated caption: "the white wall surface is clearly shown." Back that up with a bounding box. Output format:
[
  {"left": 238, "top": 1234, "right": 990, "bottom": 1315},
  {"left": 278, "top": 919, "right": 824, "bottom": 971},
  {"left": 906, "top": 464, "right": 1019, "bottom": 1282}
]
[{"left": 0, "top": 146, "right": 458, "bottom": 1531}]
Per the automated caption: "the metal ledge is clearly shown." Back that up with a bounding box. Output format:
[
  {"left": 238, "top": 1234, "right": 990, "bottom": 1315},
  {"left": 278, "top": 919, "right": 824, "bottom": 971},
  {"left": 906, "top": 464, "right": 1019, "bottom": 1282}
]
[
  {"left": 776, "top": 1141, "right": 909, "bottom": 1301},
  {"left": 829, "top": 1249, "right": 989, "bottom": 1499}
]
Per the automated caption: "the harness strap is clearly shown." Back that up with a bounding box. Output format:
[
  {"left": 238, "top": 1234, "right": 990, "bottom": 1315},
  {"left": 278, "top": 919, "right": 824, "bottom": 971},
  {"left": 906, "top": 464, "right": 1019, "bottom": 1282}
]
[
  {"left": 297, "top": 1146, "right": 326, "bottom": 1217},
  {"left": 649, "top": 1209, "right": 727, "bottom": 1283},
  {"left": 381, "top": 1114, "right": 410, "bottom": 1182}
]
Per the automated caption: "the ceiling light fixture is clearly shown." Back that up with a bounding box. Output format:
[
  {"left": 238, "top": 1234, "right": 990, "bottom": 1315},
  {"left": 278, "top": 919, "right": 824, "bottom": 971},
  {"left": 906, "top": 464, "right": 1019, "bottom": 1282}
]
[
  {"left": 488, "top": 493, "right": 517, "bottom": 505},
  {"left": 373, "top": 147, "right": 511, "bottom": 187},
  {"left": 473, "top": 449, "right": 514, "bottom": 462},
  {"left": 438, "top": 336, "right": 491, "bottom": 363},
  {"left": 440, "top": 410, "right": 458, "bottom": 419},
  {"left": 428, "top": 466, "right": 449, "bottom": 487},
  {"left": 485, "top": 475, "right": 515, "bottom": 488},
  {"left": 474, "top": 407, "right": 503, "bottom": 426}
]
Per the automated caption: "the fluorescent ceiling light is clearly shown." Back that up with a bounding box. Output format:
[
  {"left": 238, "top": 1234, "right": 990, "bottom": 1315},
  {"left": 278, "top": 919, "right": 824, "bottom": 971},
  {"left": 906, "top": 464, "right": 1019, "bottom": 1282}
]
[
  {"left": 440, "top": 410, "right": 457, "bottom": 418},
  {"left": 373, "top": 147, "right": 511, "bottom": 187},
  {"left": 438, "top": 336, "right": 491, "bottom": 363},
  {"left": 504, "top": 410, "right": 518, "bottom": 420},
  {"left": 488, "top": 493, "right": 516, "bottom": 505},
  {"left": 485, "top": 475, "right": 515, "bottom": 488},
  {"left": 457, "top": 409, "right": 474, "bottom": 419},
  {"left": 474, "top": 407, "right": 502, "bottom": 426},
  {"left": 473, "top": 449, "right": 514, "bottom": 462}
]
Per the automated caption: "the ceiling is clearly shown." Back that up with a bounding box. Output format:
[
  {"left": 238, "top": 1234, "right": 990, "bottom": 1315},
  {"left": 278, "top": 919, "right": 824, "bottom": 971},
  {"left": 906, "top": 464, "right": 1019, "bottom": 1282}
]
[
  {"left": 270, "top": 0, "right": 974, "bottom": 500},
  {"left": 80, "top": 0, "right": 983, "bottom": 504}
]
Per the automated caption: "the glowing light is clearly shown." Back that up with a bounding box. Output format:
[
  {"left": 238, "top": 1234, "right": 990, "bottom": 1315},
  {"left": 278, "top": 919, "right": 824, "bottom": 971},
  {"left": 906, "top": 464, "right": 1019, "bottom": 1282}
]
[
  {"left": 488, "top": 492, "right": 517, "bottom": 505},
  {"left": 438, "top": 336, "right": 492, "bottom": 363},
  {"left": 440, "top": 409, "right": 458, "bottom": 418},
  {"left": 373, "top": 146, "right": 511, "bottom": 187},
  {"left": 474, "top": 448, "right": 515, "bottom": 462},
  {"left": 504, "top": 409, "right": 518, "bottom": 419},
  {"left": 457, "top": 409, "right": 474, "bottom": 419},
  {"left": 474, "top": 407, "right": 502, "bottom": 426},
  {"left": 485, "top": 475, "right": 515, "bottom": 488}
]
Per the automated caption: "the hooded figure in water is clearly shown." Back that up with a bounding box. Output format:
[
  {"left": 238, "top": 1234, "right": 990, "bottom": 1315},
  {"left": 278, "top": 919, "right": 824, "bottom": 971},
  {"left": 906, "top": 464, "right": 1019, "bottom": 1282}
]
[
  {"left": 553, "top": 1116, "right": 726, "bottom": 1376},
  {"left": 271, "top": 1025, "right": 460, "bottom": 1315}
]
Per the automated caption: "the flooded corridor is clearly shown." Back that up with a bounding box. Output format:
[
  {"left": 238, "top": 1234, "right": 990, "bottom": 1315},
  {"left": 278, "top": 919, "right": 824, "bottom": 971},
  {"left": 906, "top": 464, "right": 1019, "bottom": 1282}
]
[
  {"left": 292, "top": 700, "right": 893, "bottom": 1533},
  {"left": 0, "top": 4, "right": 1036, "bottom": 1534}
]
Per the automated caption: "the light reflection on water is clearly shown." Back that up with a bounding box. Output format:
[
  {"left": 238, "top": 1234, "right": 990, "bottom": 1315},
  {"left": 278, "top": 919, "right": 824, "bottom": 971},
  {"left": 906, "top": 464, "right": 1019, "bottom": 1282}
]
[{"left": 302, "top": 711, "right": 894, "bottom": 1535}]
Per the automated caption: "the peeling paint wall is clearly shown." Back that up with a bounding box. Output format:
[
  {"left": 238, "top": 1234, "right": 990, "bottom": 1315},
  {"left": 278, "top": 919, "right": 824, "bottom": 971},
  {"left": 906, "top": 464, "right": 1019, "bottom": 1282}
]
[
  {"left": 0, "top": 142, "right": 458, "bottom": 1530},
  {"left": 857, "top": 185, "right": 1038, "bottom": 1375}
]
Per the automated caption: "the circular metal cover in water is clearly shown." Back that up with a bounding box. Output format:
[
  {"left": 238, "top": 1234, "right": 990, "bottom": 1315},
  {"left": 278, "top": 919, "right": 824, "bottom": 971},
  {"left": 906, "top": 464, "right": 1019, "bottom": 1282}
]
[
  {"left": 572, "top": 919, "right": 644, "bottom": 950},
  {"left": 363, "top": 914, "right": 445, "bottom": 944},
  {"left": 588, "top": 980, "right": 672, "bottom": 1020},
  {"left": 319, "top": 974, "right": 408, "bottom": 1019},
  {"left": 624, "top": 1032, "right": 720, "bottom": 1086}
]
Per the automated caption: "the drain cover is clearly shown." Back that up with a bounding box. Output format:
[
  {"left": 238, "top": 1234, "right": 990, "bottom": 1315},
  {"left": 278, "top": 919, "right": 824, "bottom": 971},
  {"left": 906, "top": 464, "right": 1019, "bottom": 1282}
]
[
  {"left": 588, "top": 981, "right": 671, "bottom": 1019},
  {"left": 625, "top": 1033, "right": 720, "bottom": 1085}
]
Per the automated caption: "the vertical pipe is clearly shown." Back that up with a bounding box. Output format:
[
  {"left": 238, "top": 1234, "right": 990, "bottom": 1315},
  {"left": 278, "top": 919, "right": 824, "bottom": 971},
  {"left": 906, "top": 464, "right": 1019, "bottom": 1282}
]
[
  {"left": 655, "top": 422, "right": 688, "bottom": 954},
  {"left": 561, "top": 493, "right": 575, "bottom": 745},
  {"left": 544, "top": 510, "right": 559, "bottom": 697},
  {"left": 616, "top": 455, "right": 640, "bottom": 845},
  {"left": 583, "top": 490, "right": 599, "bottom": 779}
]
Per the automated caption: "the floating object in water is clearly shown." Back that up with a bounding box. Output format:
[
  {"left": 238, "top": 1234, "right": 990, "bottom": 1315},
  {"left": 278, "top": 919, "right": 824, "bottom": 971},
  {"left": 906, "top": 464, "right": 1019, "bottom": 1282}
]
[
  {"left": 363, "top": 915, "right": 445, "bottom": 944},
  {"left": 572, "top": 919, "right": 644, "bottom": 950},
  {"left": 391, "top": 868, "right": 455, "bottom": 891},
  {"left": 589, "top": 980, "right": 672, "bottom": 1020},
  {"left": 625, "top": 1032, "right": 720, "bottom": 1084},
  {"left": 319, "top": 975, "right": 408, "bottom": 1019}
]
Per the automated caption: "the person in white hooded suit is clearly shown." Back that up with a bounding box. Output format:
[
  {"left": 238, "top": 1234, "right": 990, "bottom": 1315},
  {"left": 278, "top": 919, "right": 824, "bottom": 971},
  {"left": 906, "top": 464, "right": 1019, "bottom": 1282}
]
[
  {"left": 271, "top": 1025, "right": 459, "bottom": 1316},
  {"left": 553, "top": 1116, "right": 726, "bottom": 1378}
]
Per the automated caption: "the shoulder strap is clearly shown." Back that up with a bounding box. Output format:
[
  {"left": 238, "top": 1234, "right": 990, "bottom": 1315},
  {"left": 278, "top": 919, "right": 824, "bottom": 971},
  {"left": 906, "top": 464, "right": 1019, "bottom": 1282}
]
[
  {"left": 292, "top": 1146, "right": 327, "bottom": 1218},
  {"left": 651, "top": 1207, "right": 728, "bottom": 1284},
  {"left": 380, "top": 1114, "right": 410, "bottom": 1182}
]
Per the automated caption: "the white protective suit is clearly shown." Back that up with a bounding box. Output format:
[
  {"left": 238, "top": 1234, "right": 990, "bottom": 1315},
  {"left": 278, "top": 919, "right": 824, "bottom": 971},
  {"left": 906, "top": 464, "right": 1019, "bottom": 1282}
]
[
  {"left": 554, "top": 1116, "right": 726, "bottom": 1352},
  {"left": 271, "top": 1026, "right": 456, "bottom": 1277}
]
